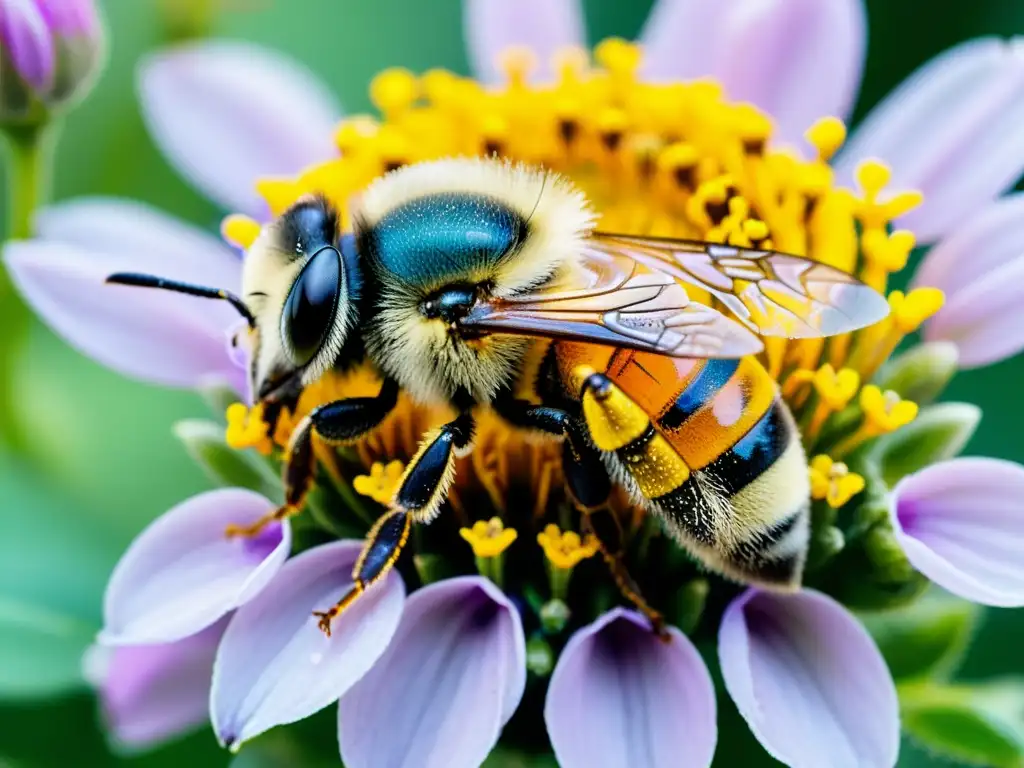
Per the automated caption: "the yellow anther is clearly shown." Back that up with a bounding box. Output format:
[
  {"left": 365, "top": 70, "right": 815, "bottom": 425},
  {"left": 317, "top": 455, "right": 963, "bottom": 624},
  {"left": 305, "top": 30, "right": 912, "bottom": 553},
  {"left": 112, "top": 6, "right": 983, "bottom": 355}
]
[
  {"left": 353, "top": 460, "right": 405, "bottom": 505},
  {"left": 369, "top": 68, "right": 419, "bottom": 116},
  {"left": 255, "top": 178, "right": 303, "bottom": 218},
  {"left": 809, "top": 455, "right": 865, "bottom": 508},
  {"left": 659, "top": 141, "right": 698, "bottom": 171},
  {"left": 811, "top": 364, "right": 860, "bottom": 410},
  {"left": 862, "top": 229, "right": 915, "bottom": 273},
  {"left": 221, "top": 214, "right": 261, "bottom": 250},
  {"left": 889, "top": 288, "right": 945, "bottom": 334},
  {"left": 805, "top": 117, "right": 847, "bottom": 161},
  {"left": 225, "top": 403, "right": 273, "bottom": 455},
  {"left": 860, "top": 385, "right": 918, "bottom": 435},
  {"left": 733, "top": 103, "right": 772, "bottom": 146},
  {"left": 597, "top": 107, "right": 629, "bottom": 138},
  {"left": 537, "top": 524, "right": 600, "bottom": 570},
  {"left": 594, "top": 37, "right": 641, "bottom": 76},
  {"left": 460, "top": 517, "right": 518, "bottom": 558},
  {"left": 334, "top": 115, "right": 379, "bottom": 154},
  {"left": 421, "top": 69, "right": 460, "bottom": 105},
  {"left": 856, "top": 159, "right": 891, "bottom": 199},
  {"left": 497, "top": 46, "right": 537, "bottom": 87},
  {"left": 852, "top": 159, "right": 924, "bottom": 229},
  {"left": 553, "top": 46, "right": 589, "bottom": 84},
  {"left": 743, "top": 218, "right": 770, "bottom": 241}
]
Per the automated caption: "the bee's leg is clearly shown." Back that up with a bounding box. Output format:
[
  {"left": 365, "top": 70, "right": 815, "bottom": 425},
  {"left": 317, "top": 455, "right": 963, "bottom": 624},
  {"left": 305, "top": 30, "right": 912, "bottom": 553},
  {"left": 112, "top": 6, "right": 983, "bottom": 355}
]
[
  {"left": 311, "top": 411, "right": 474, "bottom": 636},
  {"left": 225, "top": 379, "right": 400, "bottom": 538},
  {"left": 312, "top": 508, "right": 411, "bottom": 636},
  {"left": 493, "top": 397, "right": 665, "bottom": 634}
]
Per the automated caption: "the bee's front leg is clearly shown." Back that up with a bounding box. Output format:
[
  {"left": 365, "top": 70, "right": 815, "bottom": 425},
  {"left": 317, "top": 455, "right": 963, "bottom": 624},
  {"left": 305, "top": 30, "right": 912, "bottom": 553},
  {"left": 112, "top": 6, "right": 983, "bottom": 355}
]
[
  {"left": 225, "top": 379, "right": 400, "bottom": 539},
  {"left": 313, "top": 411, "right": 475, "bottom": 636}
]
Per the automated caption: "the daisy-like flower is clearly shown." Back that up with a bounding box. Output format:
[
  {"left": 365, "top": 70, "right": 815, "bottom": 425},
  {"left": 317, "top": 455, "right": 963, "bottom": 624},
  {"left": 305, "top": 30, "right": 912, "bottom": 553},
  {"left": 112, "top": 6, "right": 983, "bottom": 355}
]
[{"left": 7, "top": 1, "right": 1024, "bottom": 765}]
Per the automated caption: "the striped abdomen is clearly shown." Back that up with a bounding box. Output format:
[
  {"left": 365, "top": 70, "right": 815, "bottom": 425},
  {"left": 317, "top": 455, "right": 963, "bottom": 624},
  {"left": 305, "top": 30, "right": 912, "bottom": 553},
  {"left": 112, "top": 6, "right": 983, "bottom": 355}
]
[{"left": 558, "top": 343, "right": 810, "bottom": 589}]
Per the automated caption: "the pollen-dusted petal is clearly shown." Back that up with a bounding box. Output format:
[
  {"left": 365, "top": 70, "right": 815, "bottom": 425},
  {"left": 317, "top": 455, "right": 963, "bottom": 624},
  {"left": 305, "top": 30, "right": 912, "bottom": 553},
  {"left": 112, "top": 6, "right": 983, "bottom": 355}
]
[
  {"left": 212, "top": 541, "right": 404, "bottom": 750},
  {"left": 337, "top": 576, "right": 526, "bottom": 768},
  {"left": 891, "top": 458, "right": 1024, "bottom": 607},
  {"left": 641, "top": 0, "right": 865, "bottom": 146},
  {"left": 101, "top": 489, "right": 290, "bottom": 645},
  {"left": 719, "top": 589, "right": 899, "bottom": 768},
  {"left": 463, "top": 0, "right": 585, "bottom": 85},
  {"left": 138, "top": 40, "right": 342, "bottom": 216},
  {"left": 3, "top": 240, "right": 246, "bottom": 392},
  {"left": 835, "top": 37, "right": 1024, "bottom": 242},
  {"left": 0, "top": 0, "right": 55, "bottom": 92},
  {"left": 923, "top": 259, "right": 1024, "bottom": 368},
  {"left": 545, "top": 608, "right": 716, "bottom": 768},
  {"left": 84, "top": 618, "right": 227, "bottom": 750}
]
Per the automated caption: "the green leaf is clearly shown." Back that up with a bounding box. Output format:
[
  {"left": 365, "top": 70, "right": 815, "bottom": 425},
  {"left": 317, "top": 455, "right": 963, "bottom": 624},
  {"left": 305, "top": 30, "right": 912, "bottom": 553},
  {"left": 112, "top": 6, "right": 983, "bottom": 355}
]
[
  {"left": 861, "top": 591, "right": 981, "bottom": 681},
  {"left": 174, "top": 419, "right": 282, "bottom": 503},
  {"left": 875, "top": 342, "right": 959, "bottom": 406},
  {"left": 870, "top": 403, "right": 980, "bottom": 486},
  {"left": 901, "top": 681, "right": 1024, "bottom": 768},
  {"left": 0, "top": 456, "right": 111, "bottom": 700},
  {"left": 483, "top": 747, "right": 559, "bottom": 768}
]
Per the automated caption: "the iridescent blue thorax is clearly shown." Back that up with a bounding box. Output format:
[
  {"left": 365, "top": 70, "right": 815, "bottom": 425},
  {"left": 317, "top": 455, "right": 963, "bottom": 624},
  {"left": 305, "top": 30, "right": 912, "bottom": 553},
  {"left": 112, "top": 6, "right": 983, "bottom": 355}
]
[{"left": 359, "top": 192, "right": 527, "bottom": 289}]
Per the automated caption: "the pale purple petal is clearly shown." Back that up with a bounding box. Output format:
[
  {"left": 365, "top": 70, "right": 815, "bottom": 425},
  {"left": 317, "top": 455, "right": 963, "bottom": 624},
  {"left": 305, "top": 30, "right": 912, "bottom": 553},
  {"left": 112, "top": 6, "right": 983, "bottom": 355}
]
[
  {"left": 37, "top": 0, "right": 101, "bottom": 36},
  {"left": 4, "top": 239, "right": 245, "bottom": 390},
  {"left": 647, "top": 0, "right": 865, "bottom": 146},
  {"left": 0, "top": 0, "right": 55, "bottom": 91},
  {"left": 923, "top": 254, "right": 1024, "bottom": 368},
  {"left": 101, "top": 490, "right": 289, "bottom": 645},
  {"left": 84, "top": 618, "right": 226, "bottom": 751},
  {"left": 913, "top": 193, "right": 1024, "bottom": 295},
  {"left": 719, "top": 589, "right": 899, "bottom": 768},
  {"left": 545, "top": 608, "right": 716, "bottom": 768},
  {"left": 338, "top": 576, "right": 526, "bottom": 768},
  {"left": 212, "top": 541, "right": 405, "bottom": 750},
  {"left": 138, "top": 40, "right": 342, "bottom": 216},
  {"left": 891, "top": 458, "right": 1024, "bottom": 607},
  {"left": 835, "top": 37, "right": 1024, "bottom": 242},
  {"left": 464, "top": 0, "right": 585, "bottom": 85}
]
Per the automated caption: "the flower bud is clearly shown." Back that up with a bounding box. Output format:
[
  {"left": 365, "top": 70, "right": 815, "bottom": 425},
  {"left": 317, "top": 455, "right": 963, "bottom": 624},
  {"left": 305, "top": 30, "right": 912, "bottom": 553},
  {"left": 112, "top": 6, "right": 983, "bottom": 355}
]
[{"left": 0, "top": 0, "right": 104, "bottom": 122}]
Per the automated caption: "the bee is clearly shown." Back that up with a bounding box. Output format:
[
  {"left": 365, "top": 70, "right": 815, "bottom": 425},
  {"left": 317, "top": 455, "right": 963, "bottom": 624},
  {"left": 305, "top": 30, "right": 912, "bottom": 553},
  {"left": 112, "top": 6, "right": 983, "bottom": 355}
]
[{"left": 107, "top": 157, "right": 889, "bottom": 635}]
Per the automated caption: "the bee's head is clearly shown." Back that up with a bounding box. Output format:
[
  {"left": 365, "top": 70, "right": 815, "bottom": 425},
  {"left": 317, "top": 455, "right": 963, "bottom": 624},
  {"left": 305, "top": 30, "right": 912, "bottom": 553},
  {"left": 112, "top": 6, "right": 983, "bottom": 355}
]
[{"left": 243, "top": 196, "right": 357, "bottom": 402}]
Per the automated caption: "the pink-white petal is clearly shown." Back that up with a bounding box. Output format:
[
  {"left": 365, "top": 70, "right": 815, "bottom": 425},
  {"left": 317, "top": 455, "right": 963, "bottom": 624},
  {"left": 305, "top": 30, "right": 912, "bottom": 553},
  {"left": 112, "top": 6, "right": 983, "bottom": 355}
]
[
  {"left": 211, "top": 541, "right": 404, "bottom": 750},
  {"left": 545, "top": 608, "right": 716, "bottom": 768},
  {"left": 4, "top": 239, "right": 245, "bottom": 390},
  {"left": 640, "top": 0, "right": 865, "bottom": 146},
  {"left": 923, "top": 254, "right": 1024, "bottom": 368},
  {"left": 0, "top": 0, "right": 55, "bottom": 92},
  {"left": 464, "top": 0, "right": 585, "bottom": 85},
  {"left": 84, "top": 618, "right": 227, "bottom": 751},
  {"left": 338, "top": 576, "right": 526, "bottom": 768},
  {"left": 835, "top": 37, "right": 1024, "bottom": 242},
  {"left": 891, "top": 458, "right": 1024, "bottom": 607},
  {"left": 138, "top": 40, "right": 341, "bottom": 216},
  {"left": 101, "top": 490, "right": 289, "bottom": 645},
  {"left": 719, "top": 589, "right": 899, "bottom": 768}
]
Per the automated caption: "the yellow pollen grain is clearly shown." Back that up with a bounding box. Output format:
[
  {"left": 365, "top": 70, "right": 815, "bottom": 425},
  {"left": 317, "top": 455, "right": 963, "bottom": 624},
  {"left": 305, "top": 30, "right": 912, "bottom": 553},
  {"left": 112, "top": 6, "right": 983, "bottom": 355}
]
[
  {"left": 221, "top": 214, "right": 261, "bottom": 250},
  {"left": 353, "top": 460, "right": 406, "bottom": 505},
  {"left": 537, "top": 524, "right": 600, "bottom": 570},
  {"left": 808, "top": 455, "right": 865, "bottom": 508},
  {"left": 460, "top": 517, "right": 518, "bottom": 558},
  {"left": 805, "top": 117, "right": 846, "bottom": 161},
  {"left": 225, "top": 402, "right": 273, "bottom": 455}
]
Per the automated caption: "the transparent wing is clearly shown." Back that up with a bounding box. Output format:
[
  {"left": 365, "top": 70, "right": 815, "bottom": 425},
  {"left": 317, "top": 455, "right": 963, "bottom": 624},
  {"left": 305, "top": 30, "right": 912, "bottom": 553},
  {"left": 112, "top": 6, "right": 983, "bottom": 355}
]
[
  {"left": 591, "top": 233, "right": 890, "bottom": 338},
  {"left": 460, "top": 244, "right": 763, "bottom": 358}
]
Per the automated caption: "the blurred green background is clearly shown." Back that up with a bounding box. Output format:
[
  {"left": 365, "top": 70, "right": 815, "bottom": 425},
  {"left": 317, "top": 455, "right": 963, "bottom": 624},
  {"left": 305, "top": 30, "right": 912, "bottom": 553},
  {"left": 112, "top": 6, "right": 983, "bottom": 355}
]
[{"left": 2, "top": 0, "right": 1024, "bottom": 765}]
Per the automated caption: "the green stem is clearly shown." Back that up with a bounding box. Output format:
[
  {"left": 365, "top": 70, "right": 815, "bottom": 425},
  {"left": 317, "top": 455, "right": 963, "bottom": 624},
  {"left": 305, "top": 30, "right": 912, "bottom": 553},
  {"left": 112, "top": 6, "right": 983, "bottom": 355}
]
[{"left": 0, "top": 121, "right": 58, "bottom": 455}]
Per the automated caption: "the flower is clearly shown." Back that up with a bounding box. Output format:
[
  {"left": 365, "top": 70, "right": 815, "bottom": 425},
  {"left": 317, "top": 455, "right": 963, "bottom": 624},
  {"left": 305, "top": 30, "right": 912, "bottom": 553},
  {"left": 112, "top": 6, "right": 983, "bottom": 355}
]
[
  {"left": 7, "top": 1, "right": 1024, "bottom": 765},
  {"left": 890, "top": 458, "right": 1024, "bottom": 607},
  {"left": 0, "top": 0, "right": 104, "bottom": 121}
]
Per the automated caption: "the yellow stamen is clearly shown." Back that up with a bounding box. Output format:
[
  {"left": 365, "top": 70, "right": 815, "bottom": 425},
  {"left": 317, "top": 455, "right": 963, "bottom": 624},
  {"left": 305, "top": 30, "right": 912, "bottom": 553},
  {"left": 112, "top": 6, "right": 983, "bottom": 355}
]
[
  {"left": 890, "top": 288, "right": 946, "bottom": 334},
  {"left": 353, "top": 460, "right": 405, "bottom": 505},
  {"left": 805, "top": 117, "right": 846, "bottom": 162},
  {"left": 460, "top": 517, "right": 518, "bottom": 558},
  {"left": 861, "top": 229, "right": 915, "bottom": 293},
  {"left": 809, "top": 455, "right": 865, "bottom": 508},
  {"left": 537, "top": 524, "right": 600, "bottom": 570},
  {"left": 221, "top": 214, "right": 261, "bottom": 250},
  {"left": 852, "top": 159, "right": 924, "bottom": 230},
  {"left": 860, "top": 385, "right": 919, "bottom": 435},
  {"left": 812, "top": 364, "right": 860, "bottom": 410},
  {"left": 369, "top": 68, "right": 419, "bottom": 118},
  {"left": 225, "top": 403, "right": 273, "bottom": 455}
]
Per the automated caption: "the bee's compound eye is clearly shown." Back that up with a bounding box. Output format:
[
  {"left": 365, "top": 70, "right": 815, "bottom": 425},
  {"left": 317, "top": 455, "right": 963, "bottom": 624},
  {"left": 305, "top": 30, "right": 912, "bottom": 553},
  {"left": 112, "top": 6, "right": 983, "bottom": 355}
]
[{"left": 281, "top": 245, "right": 342, "bottom": 366}]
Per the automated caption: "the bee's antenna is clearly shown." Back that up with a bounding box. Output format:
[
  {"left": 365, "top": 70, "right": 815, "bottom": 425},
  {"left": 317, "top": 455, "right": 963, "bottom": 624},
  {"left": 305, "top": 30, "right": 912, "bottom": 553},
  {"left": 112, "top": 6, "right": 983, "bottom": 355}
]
[{"left": 106, "top": 272, "right": 257, "bottom": 329}]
